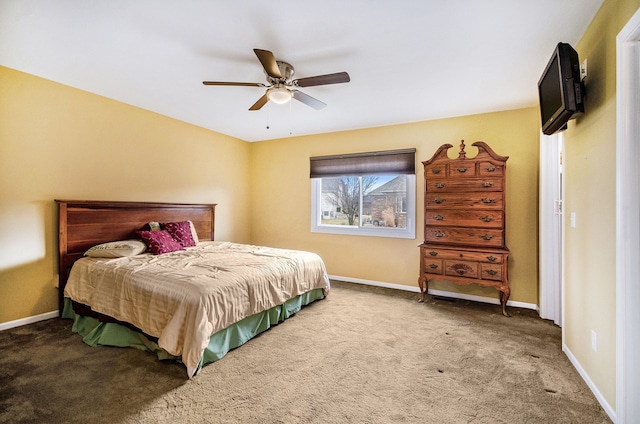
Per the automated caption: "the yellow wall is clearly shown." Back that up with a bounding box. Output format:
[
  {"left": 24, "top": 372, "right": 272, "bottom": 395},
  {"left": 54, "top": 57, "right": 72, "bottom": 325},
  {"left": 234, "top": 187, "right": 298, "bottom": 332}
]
[
  {"left": 0, "top": 66, "right": 252, "bottom": 323},
  {"left": 563, "top": 0, "right": 640, "bottom": 409},
  {"left": 250, "top": 107, "right": 541, "bottom": 304}
]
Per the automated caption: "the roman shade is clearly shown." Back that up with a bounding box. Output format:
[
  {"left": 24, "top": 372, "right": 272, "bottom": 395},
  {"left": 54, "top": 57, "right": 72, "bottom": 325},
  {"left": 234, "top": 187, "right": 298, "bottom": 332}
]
[{"left": 309, "top": 148, "right": 416, "bottom": 178}]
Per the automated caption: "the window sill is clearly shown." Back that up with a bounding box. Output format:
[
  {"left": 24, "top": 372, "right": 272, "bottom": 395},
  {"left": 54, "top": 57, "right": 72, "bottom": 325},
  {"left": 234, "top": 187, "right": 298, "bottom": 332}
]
[{"left": 311, "top": 224, "right": 416, "bottom": 239}]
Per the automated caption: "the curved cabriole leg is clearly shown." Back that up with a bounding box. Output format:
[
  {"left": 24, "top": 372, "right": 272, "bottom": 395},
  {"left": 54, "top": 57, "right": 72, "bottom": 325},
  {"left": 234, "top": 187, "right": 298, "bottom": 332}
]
[
  {"left": 499, "top": 287, "right": 511, "bottom": 317},
  {"left": 418, "top": 276, "right": 428, "bottom": 303}
]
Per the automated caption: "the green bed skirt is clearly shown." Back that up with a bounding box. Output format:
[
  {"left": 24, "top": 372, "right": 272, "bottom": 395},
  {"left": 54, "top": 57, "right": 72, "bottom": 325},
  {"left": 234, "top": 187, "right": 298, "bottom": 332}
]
[{"left": 62, "top": 288, "right": 325, "bottom": 375}]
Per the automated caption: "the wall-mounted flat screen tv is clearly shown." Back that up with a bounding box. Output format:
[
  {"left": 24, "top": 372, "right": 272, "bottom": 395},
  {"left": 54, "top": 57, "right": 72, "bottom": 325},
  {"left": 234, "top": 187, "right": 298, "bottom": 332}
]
[{"left": 538, "top": 42, "right": 584, "bottom": 135}]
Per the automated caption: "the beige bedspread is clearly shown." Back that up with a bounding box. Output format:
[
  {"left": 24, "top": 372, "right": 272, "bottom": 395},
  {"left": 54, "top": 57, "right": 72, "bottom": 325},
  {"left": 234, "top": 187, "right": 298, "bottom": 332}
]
[{"left": 64, "top": 241, "right": 330, "bottom": 377}]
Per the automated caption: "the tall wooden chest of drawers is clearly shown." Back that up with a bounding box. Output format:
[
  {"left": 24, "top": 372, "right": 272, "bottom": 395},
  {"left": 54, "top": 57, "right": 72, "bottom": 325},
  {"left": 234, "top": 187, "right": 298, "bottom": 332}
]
[{"left": 418, "top": 140, "right": 511, "bottom": 316}]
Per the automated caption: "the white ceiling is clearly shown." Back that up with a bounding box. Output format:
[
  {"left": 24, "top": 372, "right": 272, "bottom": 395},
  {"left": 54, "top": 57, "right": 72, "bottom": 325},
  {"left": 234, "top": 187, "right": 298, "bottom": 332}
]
[{"left": 1, "top": 0, "right": 604, "bottom": 142}]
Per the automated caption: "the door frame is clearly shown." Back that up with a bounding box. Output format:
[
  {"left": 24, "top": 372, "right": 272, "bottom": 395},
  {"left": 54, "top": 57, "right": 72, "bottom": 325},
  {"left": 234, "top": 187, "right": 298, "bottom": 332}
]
[{"left": 616, "top": 7, "right": 640, "bottom": 423}]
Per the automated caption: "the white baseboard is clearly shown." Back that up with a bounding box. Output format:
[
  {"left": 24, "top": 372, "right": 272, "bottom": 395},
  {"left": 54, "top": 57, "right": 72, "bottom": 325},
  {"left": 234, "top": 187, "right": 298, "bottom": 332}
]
[
  {"left": 329, "top": 275, "right": 538, "bottom": 310},
  {"left": 0, "top": 310, "right": 58, "bottom": 332},
  {"left": 563, "top": 344, "right": 616, "bottom": 422}
]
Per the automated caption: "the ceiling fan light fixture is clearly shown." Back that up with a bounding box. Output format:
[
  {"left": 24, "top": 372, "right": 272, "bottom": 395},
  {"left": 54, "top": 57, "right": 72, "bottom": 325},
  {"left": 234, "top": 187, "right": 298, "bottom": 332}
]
[{"left": 267, "top": 86, "right": 292, "bottom": 104}]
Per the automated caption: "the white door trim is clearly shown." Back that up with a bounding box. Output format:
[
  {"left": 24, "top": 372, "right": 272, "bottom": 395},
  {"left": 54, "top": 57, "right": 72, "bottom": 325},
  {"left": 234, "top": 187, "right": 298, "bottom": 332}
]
[{"left": 616, "top": 7, "right": 640, "bottom": 423}]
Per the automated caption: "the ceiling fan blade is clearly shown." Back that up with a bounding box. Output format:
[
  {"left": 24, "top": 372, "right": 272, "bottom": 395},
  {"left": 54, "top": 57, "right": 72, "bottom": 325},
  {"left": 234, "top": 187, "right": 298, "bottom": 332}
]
[
  {"left": 294, "top": 72, "right": 350, "bottom": 87},
  {"left": 249, "top": 94, "right": 269, "bottom": 111},
  {"left": 203, "top": 81, "right": 266, "bottom": 87},
  {"left": 292, "top": 90, "right": 326, "bottom": 110},
  {"left": 253, "top": 49, "right": 282, "bottom": 79}
]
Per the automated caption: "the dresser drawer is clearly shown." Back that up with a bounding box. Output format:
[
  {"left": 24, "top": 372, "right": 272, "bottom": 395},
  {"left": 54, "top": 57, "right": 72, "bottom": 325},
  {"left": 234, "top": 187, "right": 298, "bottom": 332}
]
[
  {"left": 423, "top": 248, "right": 504, "bottom": 264},
  {"left": 478, "top": 161, "right": 504, "bottom": 176},
  {"left": 425, "top": 210, "right": 503, "bottom": 228},
  {"left": 423, "top": 258, "right": 443, "bottom": 274},
  {"left": 426, "top": 192, "right": 503, "bottom": 209},
  {"left": 426, "top": 177, "right": 503, "bottom": 193},
  {"left": 444, "top": 260, "right": 479, "bottom": 278},
  {"left": 449, "top": 163, "right": 477, "bottom": 177},
  {"left": 481, "top": 264, "right": 503, "bottom": 281},
  {"left": 425, "top": 164, "right": 447, "bottom": 177},
  {"left": 426, "top": 227, "right": 504, "bottom": 247}
]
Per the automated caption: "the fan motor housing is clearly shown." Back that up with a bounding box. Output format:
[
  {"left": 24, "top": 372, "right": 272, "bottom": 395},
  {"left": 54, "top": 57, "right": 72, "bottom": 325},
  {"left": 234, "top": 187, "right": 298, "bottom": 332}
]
[{"left": 265, "top": 61, "right": 295, "bottom": 84}]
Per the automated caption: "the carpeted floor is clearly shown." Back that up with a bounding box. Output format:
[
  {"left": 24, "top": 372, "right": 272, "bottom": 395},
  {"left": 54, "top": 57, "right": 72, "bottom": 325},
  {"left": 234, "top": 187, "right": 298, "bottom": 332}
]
[{"left": 0, "top": 281, "right": 610, "bottom": 423}]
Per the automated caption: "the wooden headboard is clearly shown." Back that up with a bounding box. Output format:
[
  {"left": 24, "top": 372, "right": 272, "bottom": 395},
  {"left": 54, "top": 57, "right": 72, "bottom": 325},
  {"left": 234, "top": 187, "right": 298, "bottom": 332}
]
[{"left": 55, "top": 200, "right": 217, "bottom": 315}]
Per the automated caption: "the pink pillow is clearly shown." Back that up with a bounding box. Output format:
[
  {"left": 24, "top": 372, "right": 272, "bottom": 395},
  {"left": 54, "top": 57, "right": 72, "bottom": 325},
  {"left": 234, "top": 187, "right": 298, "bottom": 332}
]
[
  {"left": 136, "top": 230, "right": 184, "bottom": 255},
  {"left": 161, "top": 221, "right": 196, "bottom": 248}
]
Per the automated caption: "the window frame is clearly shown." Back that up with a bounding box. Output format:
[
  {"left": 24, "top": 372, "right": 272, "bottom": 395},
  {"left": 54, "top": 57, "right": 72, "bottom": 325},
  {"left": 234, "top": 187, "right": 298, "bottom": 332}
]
[{"left": 310, "top": 174, "right": 416, "bottom": 239}]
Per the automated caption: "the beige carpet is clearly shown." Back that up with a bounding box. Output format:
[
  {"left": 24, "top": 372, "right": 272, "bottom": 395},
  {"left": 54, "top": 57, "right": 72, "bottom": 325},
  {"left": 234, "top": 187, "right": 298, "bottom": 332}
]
[{"left": 0, "top": 281, "right": 610, "bottom": 423}]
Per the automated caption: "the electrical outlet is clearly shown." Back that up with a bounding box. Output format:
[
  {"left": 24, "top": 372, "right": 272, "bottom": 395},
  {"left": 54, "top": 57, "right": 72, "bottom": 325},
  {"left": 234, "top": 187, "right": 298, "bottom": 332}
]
[
  {"left": 591, "top": 330, "right": 598, "bottom": 352},
  {"left": 581, "top": 59, "right": 588, "bottom": 81}
]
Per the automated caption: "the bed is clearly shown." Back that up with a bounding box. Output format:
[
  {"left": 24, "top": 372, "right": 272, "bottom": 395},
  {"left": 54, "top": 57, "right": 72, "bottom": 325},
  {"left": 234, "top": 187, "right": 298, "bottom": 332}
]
[{"left": 56, "top": 200, "right": 330, "bottom": 378}]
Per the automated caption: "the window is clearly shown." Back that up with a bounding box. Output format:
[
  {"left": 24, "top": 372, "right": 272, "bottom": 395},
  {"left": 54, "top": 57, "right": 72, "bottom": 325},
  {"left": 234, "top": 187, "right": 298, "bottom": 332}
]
[{"left": 310, "top": 149, "right": 416, "bottom": 239}]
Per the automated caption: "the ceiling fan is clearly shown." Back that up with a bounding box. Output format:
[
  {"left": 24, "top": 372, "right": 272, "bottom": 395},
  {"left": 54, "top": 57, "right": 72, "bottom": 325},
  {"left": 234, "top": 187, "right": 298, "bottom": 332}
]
[{"left": 203, "top": 49, "right": 350, "bottom": 111}]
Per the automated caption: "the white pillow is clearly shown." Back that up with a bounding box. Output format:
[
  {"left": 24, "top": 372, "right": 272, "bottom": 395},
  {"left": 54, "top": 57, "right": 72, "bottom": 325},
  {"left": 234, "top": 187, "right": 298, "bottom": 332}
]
[
  {"left": 188, "top": 220, "right": 199, "bottom": 244},
  {"left": 84, "top": 240, "right": 147, "bottom": 258}
]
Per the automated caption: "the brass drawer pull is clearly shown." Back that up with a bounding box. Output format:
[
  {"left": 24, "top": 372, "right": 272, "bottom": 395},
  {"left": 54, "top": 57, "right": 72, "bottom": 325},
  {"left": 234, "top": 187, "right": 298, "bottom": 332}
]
[
  {"left": 429, "top": 264, "right": 438, "bottom": 269},
  {"left": 480, "top": 234, "right": 494, "bottom": 241},
  {"left": 482, "top": 181, "right": 494, "bottom": 188},
  {"left": 457, "top": 168, "right": 468, "bottom": 173},
  {"left": 434, "top": 198, "right": 446, "bottom": 204},
  {"left": 486, "top": 166, "right": 496, "bottom": 172},
  {"left": 481, "top": 198, "right": 496, "bottom": 204},
  {"left": 480, "top": 216, "right": 494, "bottom": 222},
  {"left": 434, "top": 231, "right": 446, "bottom": 238},
  {"left": 429, "top": 251, "right": 438, "bottom": 256},
  {"left": 435, "top": 183, "right": 446, "bottom": 189},
  {"left": 486, "top": 256, "right": 497, "bottom": 262},
  {"left": 432, "top": 169, "right": 441, "bottom": 174},
  {"left": 486, "top": 270, "right": 498, "bottom": 276},
  {"left": 434, "top": 215, "right": 445, "bottom": 221}
]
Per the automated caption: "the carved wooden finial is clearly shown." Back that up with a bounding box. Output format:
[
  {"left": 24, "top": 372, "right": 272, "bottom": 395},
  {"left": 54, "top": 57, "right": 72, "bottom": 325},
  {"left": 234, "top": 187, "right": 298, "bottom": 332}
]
[{"left": 458, "top": 140, "right": 466, "bottom": 158}]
